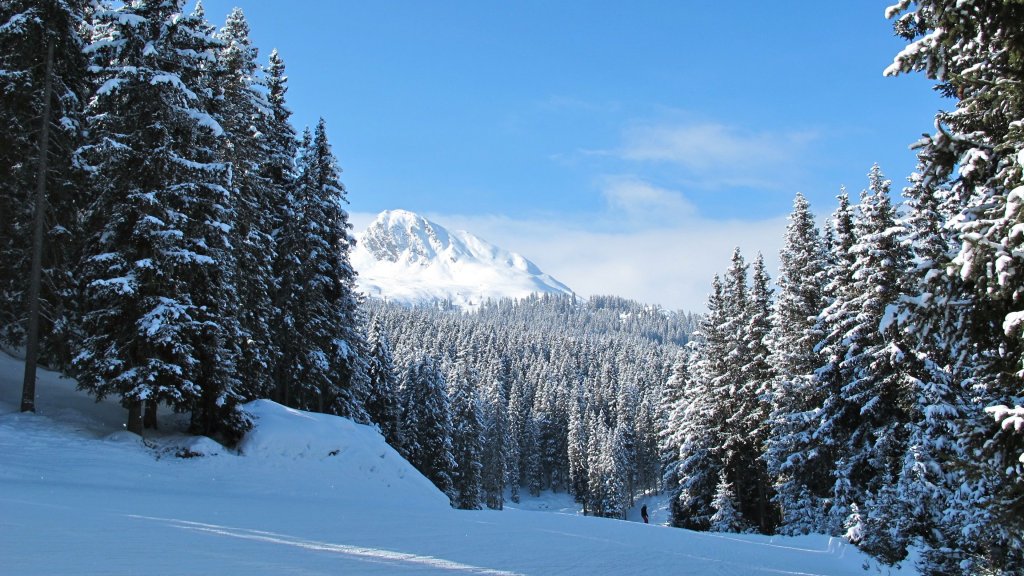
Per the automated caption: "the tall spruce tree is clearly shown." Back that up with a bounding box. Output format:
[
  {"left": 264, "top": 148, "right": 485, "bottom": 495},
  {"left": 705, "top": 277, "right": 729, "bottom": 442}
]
[
  {"left": 567, "top": 384, "right": 591, "bottom": 511},
  {"left": 692, "top": 248, "right": 778, "bottom": 533},
  {"left": 365, "top": 317, "right": 402, "bottom": 450},
  {"left": 481, "top": 356, "right": 511, "bottom": 510},
  {"left": 75, "top": 0, "right": 246, "bottom": 437},
  {"left": 808, "top": 190, "right": 860, "bottom": 533},
  {"left": 0, "top": 0, "right": 89, "bottom": 386},
  {"left": 765, "top": 193, "right": 829, "bottom": 535},
  {"left": 813, "top": 168, "right": 912, "bottom": 537},
  {"left": 768, "top": 193, "right": 827, "bottom": 380},
  {"left": 736, "top": 253, "right": 777, "bottom": 532},
  {"left": 449, "top": 356, "right": 484, "bottom": 510},
  {"left": 659, "top": 348, "right": 692, "bottom": 523},
  {"left": 261, "top": 48, "right": 301, "bottom": 406},
  {"left": 886, "top": 2, "right": 1024, "bottom": 572},
  {"left": 836, "top": 165, "right": 912, "bottom": 563},
  {"left": 276, "top": 120, "right": 368, "bottom": 419},
  {"left": 400, "top": 355, "right": 455, "bottom": 499},
  {"left": 886, "top": 163, "right": 983, "bottom": 573},
  {"left": 672, "top": 276, "right": 729, "bottom": 530},
  {"left": 213, "top": 8, "right": 279, "bottom": 400}
]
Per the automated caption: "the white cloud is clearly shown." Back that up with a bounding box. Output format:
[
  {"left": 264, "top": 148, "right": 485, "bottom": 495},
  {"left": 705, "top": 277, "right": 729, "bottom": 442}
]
[
  {"left": 616, "top": 120, "right": 818, "bottom": 190},
  {"left": 600, "top": 177, "right": 696, "bottom": 225}
]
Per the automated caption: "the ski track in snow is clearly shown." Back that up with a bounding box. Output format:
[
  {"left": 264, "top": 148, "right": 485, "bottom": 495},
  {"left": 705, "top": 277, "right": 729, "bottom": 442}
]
[{"left": 131, "top": 515, "right": 524, "bottom": 575}]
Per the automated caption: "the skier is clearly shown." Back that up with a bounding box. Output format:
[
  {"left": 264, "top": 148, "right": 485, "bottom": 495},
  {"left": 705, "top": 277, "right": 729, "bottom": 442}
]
[{"left": 641, "top": 504, "right": 649, "bottom": 524}]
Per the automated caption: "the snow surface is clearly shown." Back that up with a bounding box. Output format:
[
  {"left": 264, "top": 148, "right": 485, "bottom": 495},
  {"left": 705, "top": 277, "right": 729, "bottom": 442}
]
[
  {"left": 352, "top": 209, "right": 573, "bottom": 310},
  {"left": 0, "top": 351, "right": 913, "bottom": 575}
]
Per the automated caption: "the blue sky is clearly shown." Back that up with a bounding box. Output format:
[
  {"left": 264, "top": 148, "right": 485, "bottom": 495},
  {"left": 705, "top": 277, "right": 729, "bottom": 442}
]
[{"left": 198, "top": 1, "right": 947, "bottom": 311}]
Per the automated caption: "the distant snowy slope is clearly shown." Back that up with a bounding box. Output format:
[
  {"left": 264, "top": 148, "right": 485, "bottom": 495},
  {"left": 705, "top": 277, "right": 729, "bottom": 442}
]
[{"left": 352, "top": 210, "right": 573, "bottom": 309}]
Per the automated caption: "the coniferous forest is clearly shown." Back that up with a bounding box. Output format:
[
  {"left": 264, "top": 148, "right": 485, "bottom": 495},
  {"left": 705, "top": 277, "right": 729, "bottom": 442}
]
[{"left": 2, "top": 1, "right": 1024, "bottom": 574}]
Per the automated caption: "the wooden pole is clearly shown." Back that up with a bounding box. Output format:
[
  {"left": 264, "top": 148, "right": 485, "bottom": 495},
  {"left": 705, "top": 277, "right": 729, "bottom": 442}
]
[{"left": 21, "top": 37, "right": 55, "bottom": 413}]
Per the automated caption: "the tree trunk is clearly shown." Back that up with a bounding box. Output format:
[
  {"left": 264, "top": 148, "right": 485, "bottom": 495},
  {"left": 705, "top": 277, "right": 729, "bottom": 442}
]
[
  {"left": 20, "top": 38, "right": 55, "bottom": 413},
  {"left": 127, "top": 400, "right": 144, "bottom": 435},
  {"left": 143, "top": 399, "right": 158, "bottom": 429}
]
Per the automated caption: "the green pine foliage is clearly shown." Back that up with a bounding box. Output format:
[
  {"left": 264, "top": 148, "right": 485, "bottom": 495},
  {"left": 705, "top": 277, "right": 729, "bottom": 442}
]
[
  {"left": 367, "top": 294, "right": 688, "bottom": 512},
  {"left": 213, "top": 8, "right": 281, "bottom": 402},
  {"left": 0, "top": 1, "right": 372, "bottom": 440},
  {"left": 74, "top": 0, "right": 245, "bottom": 437},
  {"left": 0, "top": 0, "right": 89, "bottom": 369},
  {"left": 275, "top": 121, "right": 368, "bottom": 420}
]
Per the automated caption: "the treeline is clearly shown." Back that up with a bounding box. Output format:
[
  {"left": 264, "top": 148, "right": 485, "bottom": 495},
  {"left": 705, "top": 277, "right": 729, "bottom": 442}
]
[
  {"left": 362, "top": 294, "right": 693, "bottom": 516},
  {"left": 661, "top": 2, "right": 1024, "bottom": 573},
  {"left": 1, "top": 1, "right": 366, "bottom": 439}
]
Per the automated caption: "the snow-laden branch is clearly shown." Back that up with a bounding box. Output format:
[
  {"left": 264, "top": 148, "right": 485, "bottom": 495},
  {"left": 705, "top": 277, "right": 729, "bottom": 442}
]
[{"left": 985, "top": 404, "right": 1024, "bottom": 464}]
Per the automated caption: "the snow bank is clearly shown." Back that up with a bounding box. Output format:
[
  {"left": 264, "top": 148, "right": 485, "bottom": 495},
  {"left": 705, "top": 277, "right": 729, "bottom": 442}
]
[{"left": 238, "top": 399, "right": 448, "bottom": 506}]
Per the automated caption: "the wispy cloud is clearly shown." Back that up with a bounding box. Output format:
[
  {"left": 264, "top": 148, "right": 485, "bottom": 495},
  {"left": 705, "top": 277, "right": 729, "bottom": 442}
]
[
  {"left": 600, "top": 176, "right": 696, "bottom": 226},
  {"left": 613, "top": 120, "right": 819, "bottom": 190}
]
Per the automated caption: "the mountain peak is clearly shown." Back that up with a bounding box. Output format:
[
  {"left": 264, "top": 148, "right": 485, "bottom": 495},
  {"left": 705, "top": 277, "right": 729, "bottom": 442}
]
[
  {"left": 360, "top": 209, "right": 453, "bottom": 265},
  {"left": 353, "top": 210, "right": 572, "bottom": 309}
]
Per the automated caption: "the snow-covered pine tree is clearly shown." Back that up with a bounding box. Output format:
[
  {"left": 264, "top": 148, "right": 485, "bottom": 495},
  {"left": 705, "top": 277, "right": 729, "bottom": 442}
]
[
  {"left": 585, "top": 415, "right": 626, "bottom": 518},
  {"left": 659, "top": 348, "right": 692, "bottom": 523},
  {"left": 399, "top": 355, "right": 455, "bottom": 499},
  {"left": 365, "top": 316, "right": 402, "bottom": 451},
  {"left": 212, "top": 7, "right": 280, "bottom": 400},
  {"left": 672, "top": 275, "right": 729, "bottom": 530},
  {"left": 807, "top": 190, "right": 859, "bottom": 533},
  {"left": 260, "top": 48, "right": 303, "bottom": 406},
  {"left": 709, "top": 468, "right": 746, "bottom": 533},
  {"left": 449, "top": 355, "right": 484, "bottom": 510},
  {"left": 567, "top": 384, "right": 591, "bottom": 512},
  {"left": 713, "top": 248, "right": 772, "bottom": 532},
  {"left": 276, "top": 120, "right": 368, "bottom": 419},
  {"left": 885, "top": 2, "right": 1024, "bottom": 571},
  {"left": 480, "top": 356, "right": 511, "bottom": 510},
  {"left": 837, "top": 166, "right": 914, "bottom": 564},
  {"left": 531, "top": 372, "right": 568, "bottom": 493},
  {"left": 523, "top": 411, "right": 543, "bottom": 497},
  {"left": 506, "top": 373, "right": 530, "bottom": 503},
  {"left": 613, "top": 380, "right": 639, "bottom": 508},
  {"left": 0, "top": 0, "right": 89, "bottom": 371},
  {"left": 884, "top": 161, "right": 988, "bottom": 573},
  {"left": 765, "top": 193, "right": 830, "bottom": 535},
  {"left": 768, "top": 194, "right": 827, "bottom": 381},
  {"left": 75, "top": 0, "right": 246, "bottom": 437},
  {"left": 633, "top": 365, "right": 664, "bottom": 494},
  {"left": 735, "top": 253, "right": 777, "bottom": 532},
  {"left": 814, "top": 167, "right": 912, "bottom": 538},
  {"left": 610, "top": 421, "right": 635, "bottom": 517}
]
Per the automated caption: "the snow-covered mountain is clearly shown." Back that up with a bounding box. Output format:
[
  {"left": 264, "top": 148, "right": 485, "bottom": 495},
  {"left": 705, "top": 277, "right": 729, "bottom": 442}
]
[{"left": 352, "top": 209, "right": 573, "bottom": 309}]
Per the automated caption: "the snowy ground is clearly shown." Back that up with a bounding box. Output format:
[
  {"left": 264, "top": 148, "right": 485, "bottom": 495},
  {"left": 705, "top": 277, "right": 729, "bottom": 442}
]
[{"left": 0, "top": 351, "right": 912, "bottom": 575}]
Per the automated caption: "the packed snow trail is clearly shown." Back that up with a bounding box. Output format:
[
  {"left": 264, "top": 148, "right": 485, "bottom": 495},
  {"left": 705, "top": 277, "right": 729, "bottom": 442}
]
[{"left": 0, "top": 351, "right": 910, "bottom": 575}]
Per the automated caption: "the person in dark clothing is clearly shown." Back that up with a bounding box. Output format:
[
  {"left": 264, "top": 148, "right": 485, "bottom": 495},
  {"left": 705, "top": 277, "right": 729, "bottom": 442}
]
[{"left": 641, "top": 504, "right": 649, "bottom": 524}]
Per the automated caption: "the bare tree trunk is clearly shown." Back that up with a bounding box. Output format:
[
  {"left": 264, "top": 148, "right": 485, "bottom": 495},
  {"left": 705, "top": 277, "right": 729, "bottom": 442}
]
[
  {"left": 127, "top": 400, "right": 144, "bottom": 435},
  {"left": 21, "top": 38, "right": 55, "bottom": 413},
  {"left": 143, "top": 399, "right": 158, "bottom": 430}
]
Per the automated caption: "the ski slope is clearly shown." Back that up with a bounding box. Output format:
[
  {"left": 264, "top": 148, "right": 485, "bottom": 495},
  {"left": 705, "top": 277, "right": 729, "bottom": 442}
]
[{"left": 0, "top": 351, "right": 913, "bottom": 575}]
